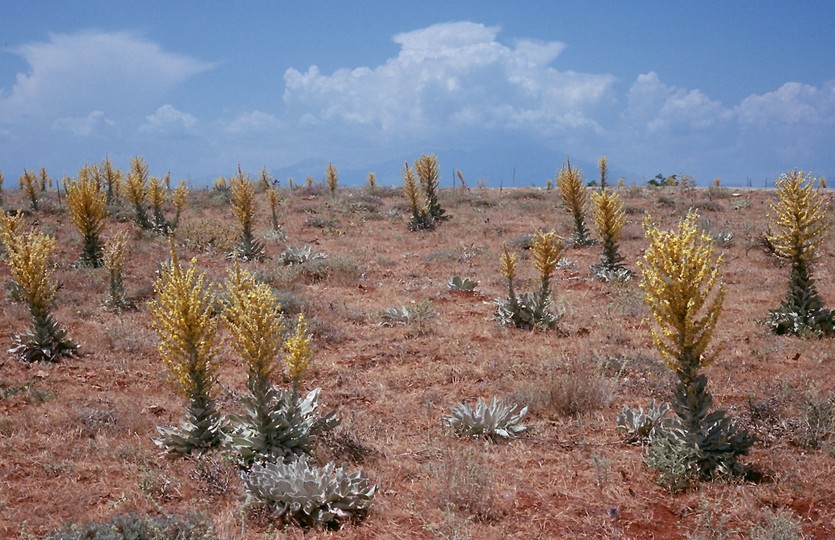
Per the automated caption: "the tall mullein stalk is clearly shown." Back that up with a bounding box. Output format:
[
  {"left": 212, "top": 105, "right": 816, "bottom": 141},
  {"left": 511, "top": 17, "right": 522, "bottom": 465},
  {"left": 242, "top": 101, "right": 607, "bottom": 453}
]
[
  {"left": 148, "top": 177, "right": 168, "bottom": 232},
  {"left": 100, "top": 156, "right": 122, "bottom": 205},
  {"left": 39, "top": 167, "right": 50, "bottom": 192},
  {"left": 639, "top": 212, "right": 752, "bottom": 479},
  {"left": 598, "top": 156, "right": 608, "bottom": 190},
  {"left": 1, "top": 216, "right": 77, "bottom": 362},
  {"left": 285, "top": 314, "right": 314, "bottom": 394},
  {"left": 19, "top": 169, "right": 40, "bottom": 211},
  {"left": 258, "top": 167, "right": 273, "bottom": 191},
  {"left": 366, "top": 172, "right": 377, "bottom": 191},
  {"left": 530, "top": 230, "right": 563, "bottom": 319},
  {"left": 402, "top": 162, "right": 428, "bottom": 230},
  {"left": 171, "top": 181, "right": 188, "bottom": 230},
  {"left": 557, "top": 160, "right": 592, "bottom": 246},
  {"left": 499, "top": 245, "right": 520, "bottom": 314},
  {"left": 765, "top": 170, "right": 833, "bottom": 336},
  {"left": 102, "top": 230, "right": 130, "bottom": 311},
  {"left": 591, "top": 189, "right": 627, "bottom": 273},
  {"left": 125, "top": 156, "right": 151, "bottom": 229},
  {"left": 266, "top": 187, "right": 280, "bottom": 231},
  {"left": 224, "top": 261, "right": 288, "bottom": 466},
  {"left": 66, "top": 166, "right": 108, "bottom": 267},
  {"left": 163, "top": 172, "right": 171, "bottom": 194},
  {"left": 230, "top": 166, "right": 265, "bottom": 260},
  {"left": 0, "top": 170, "right": 5, "bottom": 206},
  {"left": 325, "top": 162, "right": 338, "bottom": 196},
  {"left": 415, "top": 154, "right": 447, "bottom": 223},
  {"left": 151, "top": 239, "right": 224, "bottom": 455}
]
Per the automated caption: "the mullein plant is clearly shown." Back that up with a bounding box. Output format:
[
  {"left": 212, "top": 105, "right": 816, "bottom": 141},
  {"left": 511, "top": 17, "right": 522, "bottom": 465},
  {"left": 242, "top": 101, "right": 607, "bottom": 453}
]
[
  {"left": 151, "top": 239, "right": 225, "bottom": 455},
  {"left": 557, "top": 160, "right": 593, "bottom": 246},
  {"left": 125, "top": 156, "right": 152, "bottom": 229},
  {"left": 366, "top": 172, "right": 377, "bottom": 191},
  {"left": 591, "top": 188, "right": 628, "bottom": 278},
  {"left": 102, "top": 230, "right": 130, "bottom": 311},
  {"left": 1, "top": 215, "right": 77, "bottom": 362},
  {"left": 415, "top": 154, "right": 448, "bottom": 224},
  {"left": 325, "top": 162, "right": 338, "bottom": 196},
  {"left": 266, "top": 187, "right": 281, "bottom": 232},
  {"left": 229, "top": 166, "right": 265, "bottom": 260},
  {"left": 171, "top": 181, "right": 188, "bottom": 230},
  {"left": 19, "top": 169, "right": 41, "bottom": 211},
  {"left": 495, "top": 230, "right": 564, "bottom": 329},
  {"left": 764, "top": 170, "right": 834, "bottom": 336},
  {"left": 66, "top": 166, "right": 108, "bottom": 267},
  {"left": 598, "top": 156, "right": 608, "bottom": 190},
  {"left": 0, "top": 170, "right": 5, "bottom": 207},
  {"left": 148, "top": 177, "right": 168, "bottom": 232},
  {"left": 224, "top": 264, "right": 336, "bottom": 466},
  {"left": 639, "top": 212, "right": 752, "bottom": 482}
]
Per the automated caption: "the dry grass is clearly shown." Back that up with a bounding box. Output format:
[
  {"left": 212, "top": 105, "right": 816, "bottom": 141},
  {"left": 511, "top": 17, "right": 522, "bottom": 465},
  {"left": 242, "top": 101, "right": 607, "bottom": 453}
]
[{"left": 0, "top": 185, "right": 834, "bottom": 538}]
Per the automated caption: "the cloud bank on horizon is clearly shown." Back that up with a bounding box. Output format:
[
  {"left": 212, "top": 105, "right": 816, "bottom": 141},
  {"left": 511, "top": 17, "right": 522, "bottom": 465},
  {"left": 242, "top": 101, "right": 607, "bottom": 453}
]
[{"left": 1, "top": 21, "right": 833, "bottom": 185}]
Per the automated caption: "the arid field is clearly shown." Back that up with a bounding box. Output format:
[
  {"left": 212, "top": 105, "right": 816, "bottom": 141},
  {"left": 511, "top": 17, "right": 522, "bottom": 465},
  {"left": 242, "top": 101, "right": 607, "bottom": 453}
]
[{"left": 1, "top": 175, "right": 834, "bottom": 539}]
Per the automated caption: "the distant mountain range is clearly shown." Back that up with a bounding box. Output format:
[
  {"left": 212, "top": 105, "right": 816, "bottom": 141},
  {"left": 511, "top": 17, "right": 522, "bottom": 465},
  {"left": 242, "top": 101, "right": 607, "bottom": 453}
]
[{"left": 269, "top": 142, "right": 635, "bottom": 189}]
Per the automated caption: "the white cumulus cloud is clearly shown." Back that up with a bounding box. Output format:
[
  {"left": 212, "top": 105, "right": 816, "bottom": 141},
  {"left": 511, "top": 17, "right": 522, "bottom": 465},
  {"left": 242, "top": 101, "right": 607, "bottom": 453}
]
[
  {"left": 51, "top": 110, "right": 116, "bottom": 137},
  {"left": 140, "top": 104, "right": 197, "bottom": 136},
  {"left": 0, "top": 30, "right": 213, "bottom": 124},
  {"left": 223, "top": 110, "right": 284, "bottom": 136},
  {"left": 736, "top": 81, "right": 835, "bottom": 127},
  {"left": 282, "top": 21, "right": 615, "bottom": 141}
]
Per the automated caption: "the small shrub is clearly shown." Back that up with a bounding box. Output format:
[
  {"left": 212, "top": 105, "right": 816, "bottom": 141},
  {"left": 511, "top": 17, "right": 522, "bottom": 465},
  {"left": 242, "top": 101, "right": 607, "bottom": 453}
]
[
  {"left": 446, "top": 396, "right": 528, "bottom": 442},
  {"left": 278, "top": 245, "right": 327, "bottom": 266},
  {"left": 616, "top": 400, "right": 671, "bottom": 444},
  {"left": 643, "top": 430, "right": 700, "bottom": 493},
  {"left": 379, "top": 301, "right": 437, "bottom": 334},
  {"left": 244, "top": 459, "right": 377, "bottom": 529},
  {"left": 447, "top": 275, "right": 478, "bottom": 292},
  {"left": 748, "top": 508, "right": 806, "bottom": 540},
  {"left": 430, "top": 444, "right": 496, "bottom": 522},
  {"left": 792, "top": 391, "right": 834, "bottom": 450},
  {"left": 42, "top": 512, "right": 215, "bottom": 540}
]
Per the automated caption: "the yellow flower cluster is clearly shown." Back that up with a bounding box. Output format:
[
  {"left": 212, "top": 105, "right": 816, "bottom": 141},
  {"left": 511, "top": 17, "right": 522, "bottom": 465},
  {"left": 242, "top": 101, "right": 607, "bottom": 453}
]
[
  {"left": 103, "top": 230, "right": 130, "bottom": 275},
  {"left": 19, "top": 169, "right": 40, "bottom": 209},
  {"left": 230, "top": 167, "right": 256, "bottom": 232},
  {"left": 224, "top": 262, "right": 285, "bottom": 382},
  {"left": 326, "top": 162, "right": 338, "bottom": 194},
  {"left": 99, "top": 156, "right": 122, "bottom": 202},
  {"left": 768, "top": 170, "right": 830, "bottom": 264},
  {"left": 284, "top": 314, "right": 313, "bottom": 384},
  {"left": 125, "top": 156, "right": 149, "bottom": 208},
  {"left": 415, "top": 154, "right": 440, "bottom": 193},
  {"left": 150, "top": 241, "right": 219, "bottom": 398},
  {"left": 639, "top": 212, "right": 724, "bottom": 374},
  {"left": 1, "top": 222, "right": 57, "bottom": 318},
  {"left": 592, "top": 190, "right": 626, "bottom": 244},
  {"left": 148, "top": 177, "right": 166, "bottom": 210},
  {"left": 499, "top": 245, "right": 517, "bottom": 281},
  {"left": 172, "top": 182, "right": 188, "bottom": 216},
  {"left": 557, "top": 161, "right": 588, "bottom": 217},
  {"left": 402, "top": 163, "right": 420, "bottom": 211},
  {"left": 531, "top": 230, "right": 563, "bottom": 280},
  {"left": 67, "top": 167, "right": 107, "bottom": 244}
]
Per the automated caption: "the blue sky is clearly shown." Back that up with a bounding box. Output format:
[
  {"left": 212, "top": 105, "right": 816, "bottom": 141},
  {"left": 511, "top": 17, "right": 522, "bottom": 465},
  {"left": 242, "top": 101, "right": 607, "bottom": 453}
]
[{"left": 1, "top": 1, "right": 834, "bottom": 187}]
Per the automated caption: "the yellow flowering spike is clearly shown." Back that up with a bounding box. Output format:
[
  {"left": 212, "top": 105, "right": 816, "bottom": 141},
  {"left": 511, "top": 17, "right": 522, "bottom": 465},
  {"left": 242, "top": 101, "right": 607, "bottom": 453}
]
[
  {"left": 103, "top": 230, "right": 129, "bottom": 275},
  {"left": 125, "top": 156, "right": 151, "bottom": 228},
  {"left": 3, "top": 227, "right": 57, "bottom": 319},
  {"left": 768, "top": 170, "right": 830, "bottom": 264},
  {"left": 499, "top": 245, "right": 518, "bottom": 281},
  {"left": 402, "top": 163, "right": 420, "bottom": 211},
  {"left": 325, "top": 162, "right": 338, "bottom": 194},
  {"left": 99, "top": 156, "right": 122, "bottom": 203},
  {"left": 172, "top": 182, "right": 188, "bottom": 216},
  {"left": 148, "top": 177, "right": 166, "bottom": 208},
  {"left": 19, "top": 169, "right": 40, "bottom": 210},
  {"left": 557, "top": 160, "right": 591, "bottom": 244},
  {"left": 150, "top": 239, "right": 219, "bottom": 398},
  {"left": 284, "top": 314, "right": 313, "bottom": 384},
  {"left": 367, "top": 172, "right": 377, "bottom": 189},
  {"left": 592, "top": 190, "right": 625, "bottom": 242},
  {"left": 530, "top": 230, "right": 563, "bottom": 280},
  {"left": 230, "top": 166, "right": 256, "bottom": 233},
  {"left": 266, "top": 187, "right": 280, "bottom": 230},
  {"left": 415, "top": 154, "right": 439, "bottom": 191},
  {"left": 598, "top": 156, "right": 608, "bottom": 188},
  {"left": 638, "top": 211, "right": 724, "bottom": 376},
  {"left": 67, "top": 166, "right": 108, "bottom": 266},
  {"left": 224, "top": 261, "right": 284, "bottom": 384}
]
